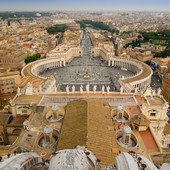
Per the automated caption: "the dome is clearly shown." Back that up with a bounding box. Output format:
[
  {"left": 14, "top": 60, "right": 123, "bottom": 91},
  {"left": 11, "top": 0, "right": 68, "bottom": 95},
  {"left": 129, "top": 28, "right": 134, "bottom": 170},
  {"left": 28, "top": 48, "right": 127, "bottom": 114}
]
[
  {"left": 23, "top": 120, "right": 29, "bottom": 126},
  {"left": 0, "top": 152, "right": 43, "bottom": 170},
  {"left": 49, "top": 146, "right": 97, "bottom": 170},
  {"left": 114, "top": 152, "right": 158, "bottom": 170},
  {"left": 43, "top": 127, "right": 53, "bottom": 134},
  {"left": 160, "top": 163, "right": 170, "bottom": 170},
  {"left": 52, "top": 105, "right": 59, "bottom": 111},
  {"left": 115, "top": 152, "right": 139, "bottom": 170},
  {"left": 123, "top": 126, "right": 132, "bottom": 134},
  {"left": 117, "top": 105, "right": 123, "bottom": 111},
  {"left": 131, "top": 114, "right": 150, "bottom": 127}
]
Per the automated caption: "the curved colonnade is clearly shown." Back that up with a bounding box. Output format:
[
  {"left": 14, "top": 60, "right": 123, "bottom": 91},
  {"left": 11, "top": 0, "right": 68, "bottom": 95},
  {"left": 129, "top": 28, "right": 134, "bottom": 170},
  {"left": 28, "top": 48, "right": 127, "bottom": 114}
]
[
  {"left": 21, "top": 57, "right": 65, "bottom": 79},
  {"left": 22, "top": 54, "right": 152, "bottom": 93},
  {"left": 108, "top": 57, "right": 153, "bottom": 93}
]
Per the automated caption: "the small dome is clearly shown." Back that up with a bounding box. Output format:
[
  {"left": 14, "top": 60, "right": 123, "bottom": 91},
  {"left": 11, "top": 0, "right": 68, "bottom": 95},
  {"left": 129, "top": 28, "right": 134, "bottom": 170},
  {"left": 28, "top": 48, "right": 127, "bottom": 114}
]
[
  {"left": 160, "top": 163, "right": 170, "bottom": 170},
  {"left": 49, "top": 146, "right": 97, "bottom": 170},
  {"left": 52, "top": 105, "right": 59, "bottom": 111},
  {"left": 23, "top": 120, "right": 29, "bottom": 126},
  {"left": 131, "top": 114, "right": 150, "bottom": 127},
  {"left": 43, "top": 127, "right": 53, "bottom": 134},
  {"left": 123, "top": 126, "right": 132, "bottom": 134},
  {"left": 115, "top": 152, "right": 158, "bottom": 170},
  {"left": 117, "top": 105, "right": 123, "bottom": 111}
]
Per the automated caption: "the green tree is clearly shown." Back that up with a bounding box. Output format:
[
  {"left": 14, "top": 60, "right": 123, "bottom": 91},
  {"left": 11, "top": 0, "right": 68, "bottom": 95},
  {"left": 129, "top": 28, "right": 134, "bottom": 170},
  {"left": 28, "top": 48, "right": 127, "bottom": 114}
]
[{"left": 25, "top": 53, "right": 41, "bottom": 64}]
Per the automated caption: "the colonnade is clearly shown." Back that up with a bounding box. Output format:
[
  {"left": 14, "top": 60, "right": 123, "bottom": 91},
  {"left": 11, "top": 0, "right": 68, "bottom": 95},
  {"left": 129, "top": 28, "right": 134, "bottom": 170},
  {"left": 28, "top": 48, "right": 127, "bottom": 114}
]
[
  {"left": 108, "top": 58, "right": 141, "bottom": 73},
  {"left": 108, "top": 57, "right": 153, "bottom": 93},
  {"left": 31, "top": 58, "right": 66, "bottom": 77}
]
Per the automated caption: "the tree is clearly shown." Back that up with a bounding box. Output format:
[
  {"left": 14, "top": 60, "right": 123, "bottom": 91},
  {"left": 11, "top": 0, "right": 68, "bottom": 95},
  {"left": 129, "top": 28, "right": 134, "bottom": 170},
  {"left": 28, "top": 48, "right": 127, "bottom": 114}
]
[{"left": 24, "top": 53, "right": 41, "bottom": 64}]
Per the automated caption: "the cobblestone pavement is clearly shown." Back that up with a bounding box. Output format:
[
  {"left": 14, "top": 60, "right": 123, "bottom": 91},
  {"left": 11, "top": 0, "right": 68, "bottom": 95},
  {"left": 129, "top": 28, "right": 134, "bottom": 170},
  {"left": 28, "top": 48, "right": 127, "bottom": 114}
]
[
  {"left": 41, "top": 32, "right": 135, "bottom": 92},
  {"left": 150, "top": 72, "right": 162, "bottom": 90}
]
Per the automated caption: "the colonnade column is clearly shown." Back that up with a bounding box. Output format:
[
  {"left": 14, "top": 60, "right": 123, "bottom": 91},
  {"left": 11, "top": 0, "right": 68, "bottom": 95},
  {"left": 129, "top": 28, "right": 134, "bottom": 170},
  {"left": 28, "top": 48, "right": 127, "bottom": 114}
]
[
  {"left": 112, "top": 60, "right": 114, "bottom": 66},
  {"left": 108, "top": 60, "right": 111, "bottom": 66}
]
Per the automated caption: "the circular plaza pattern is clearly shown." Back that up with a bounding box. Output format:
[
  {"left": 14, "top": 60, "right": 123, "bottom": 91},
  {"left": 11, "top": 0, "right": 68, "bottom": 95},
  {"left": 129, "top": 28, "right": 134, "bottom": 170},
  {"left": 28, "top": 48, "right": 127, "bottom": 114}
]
[
  {"left": 22, "top": 31, "right": 153, "bottom": 93},
  {"left": 22, "top": 54, "right": 152, "bottom": 93}
]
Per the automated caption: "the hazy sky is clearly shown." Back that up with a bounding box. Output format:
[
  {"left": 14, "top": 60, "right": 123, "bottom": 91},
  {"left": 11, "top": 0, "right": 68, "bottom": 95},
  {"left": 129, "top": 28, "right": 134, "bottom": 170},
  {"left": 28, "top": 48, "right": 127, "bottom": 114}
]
[{"left": 1, "top": 0, "right": 170, "bottom": 11}]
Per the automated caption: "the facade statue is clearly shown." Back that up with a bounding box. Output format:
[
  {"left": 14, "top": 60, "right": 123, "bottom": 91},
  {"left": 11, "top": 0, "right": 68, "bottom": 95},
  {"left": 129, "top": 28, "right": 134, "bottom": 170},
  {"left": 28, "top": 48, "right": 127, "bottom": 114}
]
[
  {"left": 80, "top": 85, "right": 83, "bottom": 94},
  {"left": 72, "top": 85, "right": 75, "bottom": 93},
  {"left": 107, "top": 86, "right": 110, "bottom": 94},
  {"left": 93, "top": 85, "right": 97, "bottom": 94},
  {"left": 102, "top": 85, "right": 105, "bottom": 94},
  {"left": 120, "top": 86, "right": 123, "bottom": 93},
  {"left": 86, "top": 84, "right": 90, "bottom": 94},
  {"left": 66, "top": 85, "right": 70, "bottom": 94},
  {"left": 157, "top": 88, "right": 161, "bottom": 95}
]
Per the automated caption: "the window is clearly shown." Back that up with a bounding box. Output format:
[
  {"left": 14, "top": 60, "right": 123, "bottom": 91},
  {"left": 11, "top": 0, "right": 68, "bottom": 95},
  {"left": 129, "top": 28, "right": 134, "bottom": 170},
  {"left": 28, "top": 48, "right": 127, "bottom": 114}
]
[
  {"left": 125, "top": 136, "right": 129, "bottom": 144},
  {"left": 167, "top": 144, "right": 170, "bottom": 148},
  {"left": 22, "top": 110, "right": 28, "bottom": 113},
  {"left": 150, "top": 112, "right": 156, "bottom": 116}
]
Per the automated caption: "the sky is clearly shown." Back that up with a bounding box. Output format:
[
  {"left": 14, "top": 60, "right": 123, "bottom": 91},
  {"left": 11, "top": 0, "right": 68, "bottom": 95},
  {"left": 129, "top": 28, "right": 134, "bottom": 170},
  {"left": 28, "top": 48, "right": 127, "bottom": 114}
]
[{"left": 0, "top": 0, "right": 170, "bottom": 11}]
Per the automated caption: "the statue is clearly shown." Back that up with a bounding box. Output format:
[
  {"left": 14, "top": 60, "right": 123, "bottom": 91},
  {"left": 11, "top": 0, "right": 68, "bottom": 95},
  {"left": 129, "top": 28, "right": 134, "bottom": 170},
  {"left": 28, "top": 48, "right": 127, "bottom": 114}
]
[
  {"left": 120, "top": 86, "right": 123, "bottom": 93},
  {"left": 66, "top": 85, "right": 70, "bottom": 94},
  {"left": 107, "top": 86, "right": 110, "bottom": 94},
  {"left": 93, "top": 85, "right": 97, "bottom": 94},
  {"left": 102, "top": 85, "right": 105, "bottom": 94},
  {"left": 157, "top": 88, "right": 161, "bottom": 95},
  {"left": 72, "top": 85, "right": 75, "bottom": 93},
  {"left": 80, "top": 85, "right": 83, "bottom": 94},
  {"left": 86, "top": 84, "right": 90, "bottom": 94},
  {"left": 54, "top": 85, "right": 57, "bottom": 93}
]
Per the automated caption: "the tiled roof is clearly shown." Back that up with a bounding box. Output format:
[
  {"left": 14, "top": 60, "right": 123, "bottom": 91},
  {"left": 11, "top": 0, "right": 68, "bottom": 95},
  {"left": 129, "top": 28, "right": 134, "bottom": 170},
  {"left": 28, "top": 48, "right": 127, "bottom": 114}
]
[{"left": 57, "top": 99, "right": 118, "bottom": 166}]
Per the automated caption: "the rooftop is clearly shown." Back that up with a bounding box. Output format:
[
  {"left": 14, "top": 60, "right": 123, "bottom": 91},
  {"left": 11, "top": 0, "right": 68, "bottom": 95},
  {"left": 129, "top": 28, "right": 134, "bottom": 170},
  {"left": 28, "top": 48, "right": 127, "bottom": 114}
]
[
  {"left": 13, "top": 95, "right": 42, "bottom": 105},
  {"left": 57, "top": 99, "right": 118, "bottom": 166},
  {"left": 122, "top": 60, "right": 152, "bottom": 84},
  {"left": 146, "top": 96, "right": 165, "bottom": 105}
]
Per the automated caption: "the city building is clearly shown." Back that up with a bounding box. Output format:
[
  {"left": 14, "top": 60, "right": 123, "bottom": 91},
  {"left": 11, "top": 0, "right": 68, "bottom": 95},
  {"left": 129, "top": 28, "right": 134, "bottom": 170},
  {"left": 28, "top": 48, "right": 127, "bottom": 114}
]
[
  {"left": 162, "top": 73, "right": 170, "bottom": 103},
  {"left": 0, "top": 71, "right": 21, "bottom": 95}
]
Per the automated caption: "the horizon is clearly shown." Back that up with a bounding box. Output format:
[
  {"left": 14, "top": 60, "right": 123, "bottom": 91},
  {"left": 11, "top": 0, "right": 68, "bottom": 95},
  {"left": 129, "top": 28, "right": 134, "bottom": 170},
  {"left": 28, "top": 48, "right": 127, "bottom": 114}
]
[
  {"left": 1, "top": 0, "right": 170, "bottom": 12},
  {"left": 0, "top": 9, "right": 170, "bottom": 12}
]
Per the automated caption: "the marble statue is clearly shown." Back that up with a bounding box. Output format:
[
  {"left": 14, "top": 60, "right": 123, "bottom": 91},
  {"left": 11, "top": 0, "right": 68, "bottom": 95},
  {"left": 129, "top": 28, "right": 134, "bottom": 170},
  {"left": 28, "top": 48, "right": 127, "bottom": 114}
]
[
  {"left": 66, "top": 85, "right": 70, "bottom": 94},
  {"left": 93, "top": 85, "right": 97, "bottom": 94},
  {"left": 80, "top": 85, "right": 83, "bottom": 94},
  {"left": 107, "top": 86, "right": 110, "bottom": 94},
  {"left": 157, "top": 88, "right": 161, "bottom": 95},
  {"left": 120, "top": 86, "right": 123, "bottom": 93},
  {"left": 72, "top": 85, "right": 75, "bottom": 93},
  {"left": 86, "top": 84, "right": 90, "bottom": 94},
  {"left": 102, "top": 85, "right": 105, "bottom": 94}
]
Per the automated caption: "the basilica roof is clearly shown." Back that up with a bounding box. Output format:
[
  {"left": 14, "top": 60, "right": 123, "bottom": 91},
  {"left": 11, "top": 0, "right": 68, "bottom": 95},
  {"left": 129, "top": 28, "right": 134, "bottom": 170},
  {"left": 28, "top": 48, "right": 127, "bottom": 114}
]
[{"left": 56, "top": 99, "right": 118, "bottom": 166}]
